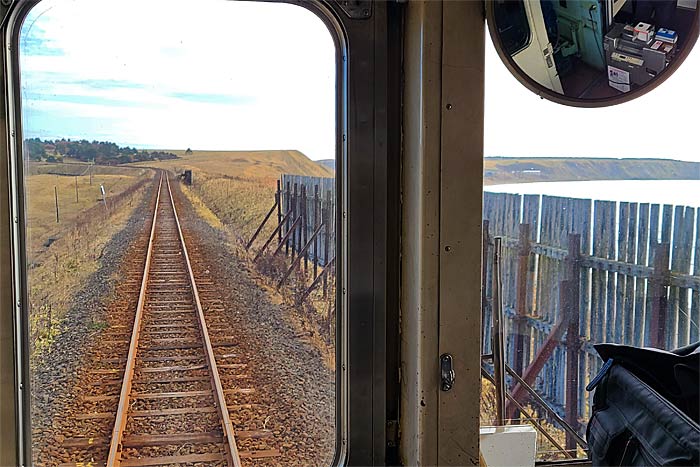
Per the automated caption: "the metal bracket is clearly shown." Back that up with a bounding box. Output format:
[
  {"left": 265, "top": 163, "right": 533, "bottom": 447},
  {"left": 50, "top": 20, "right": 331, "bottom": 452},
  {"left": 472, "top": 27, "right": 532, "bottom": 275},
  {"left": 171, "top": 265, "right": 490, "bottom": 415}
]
[
  {"left": 336, "top": 0, "right": 372, "bottom": 19},
  {"left": 386, "top": 419, "right": 398, "bottom": 448},
  {"left": 440, "top": 353, "right": 455, "bottom": 392}
]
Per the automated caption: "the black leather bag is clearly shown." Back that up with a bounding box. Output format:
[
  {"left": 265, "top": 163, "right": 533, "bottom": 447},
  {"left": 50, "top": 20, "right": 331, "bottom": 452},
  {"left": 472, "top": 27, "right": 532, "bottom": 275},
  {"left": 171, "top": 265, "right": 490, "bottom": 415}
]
[{"left": 586, "top": 342, "right": 700, "bottom": 466}]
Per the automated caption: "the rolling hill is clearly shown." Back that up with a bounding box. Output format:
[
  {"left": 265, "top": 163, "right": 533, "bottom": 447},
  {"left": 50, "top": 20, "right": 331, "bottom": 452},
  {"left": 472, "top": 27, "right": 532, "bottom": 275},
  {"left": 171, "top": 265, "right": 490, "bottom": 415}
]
[
  {"left": 484, "top": 157, "right": 700, "bottom": 185},
  {"left": 136, "top": 149, "right": 334, "bottom": 180}
]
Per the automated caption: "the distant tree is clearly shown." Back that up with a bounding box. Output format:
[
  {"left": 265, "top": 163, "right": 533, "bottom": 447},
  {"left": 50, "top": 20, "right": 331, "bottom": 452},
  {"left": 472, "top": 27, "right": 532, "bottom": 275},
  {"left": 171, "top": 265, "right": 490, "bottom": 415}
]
[
  {"left": 21, "top": 137, "right": 180, "bottom": 165},
  {"left": 25, "top": 138, "right": 46, "bottom": 161},
  {"left": 185, "top": 148, "right": 193, "bottom": 155}
]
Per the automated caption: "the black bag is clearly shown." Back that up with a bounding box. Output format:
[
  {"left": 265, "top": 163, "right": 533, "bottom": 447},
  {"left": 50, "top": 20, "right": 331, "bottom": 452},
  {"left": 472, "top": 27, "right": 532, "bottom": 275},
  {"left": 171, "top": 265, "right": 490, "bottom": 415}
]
[{"left": 586, "top": 342, "right": 700, "bottom": 466}]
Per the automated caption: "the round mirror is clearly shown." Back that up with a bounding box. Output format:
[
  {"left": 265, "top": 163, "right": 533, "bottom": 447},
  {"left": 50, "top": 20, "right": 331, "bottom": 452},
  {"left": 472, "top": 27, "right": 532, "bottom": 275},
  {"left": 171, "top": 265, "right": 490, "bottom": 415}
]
[{"left": 486, "top": 0, "right": 699, "bottom": 106}]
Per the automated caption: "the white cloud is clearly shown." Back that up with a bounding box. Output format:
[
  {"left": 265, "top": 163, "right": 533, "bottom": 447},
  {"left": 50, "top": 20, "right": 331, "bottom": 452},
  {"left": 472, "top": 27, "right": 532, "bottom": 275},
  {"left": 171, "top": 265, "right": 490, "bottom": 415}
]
[{"left": 20, "top": 0, "right": 336, "bottom": 160}]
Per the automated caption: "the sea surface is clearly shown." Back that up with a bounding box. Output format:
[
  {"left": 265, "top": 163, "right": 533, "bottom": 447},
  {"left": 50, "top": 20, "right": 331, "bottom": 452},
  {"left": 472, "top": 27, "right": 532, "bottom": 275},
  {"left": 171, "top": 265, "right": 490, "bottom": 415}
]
[{"left": 485, "top": 179, "right": 700, "bottom": 208}]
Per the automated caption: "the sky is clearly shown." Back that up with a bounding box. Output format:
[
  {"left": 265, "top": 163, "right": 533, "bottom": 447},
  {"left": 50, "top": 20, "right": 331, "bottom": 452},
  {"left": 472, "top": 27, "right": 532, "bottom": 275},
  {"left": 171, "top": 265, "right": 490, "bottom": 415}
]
[
  {"left": 484, "top": 27, "right": 700, "bottom": 162},
  {"left": 20, "top": 0, "right": 336, "bottom": 160},
  {"left": 19, "top": 0, "right": 700, "bottom": 163}
]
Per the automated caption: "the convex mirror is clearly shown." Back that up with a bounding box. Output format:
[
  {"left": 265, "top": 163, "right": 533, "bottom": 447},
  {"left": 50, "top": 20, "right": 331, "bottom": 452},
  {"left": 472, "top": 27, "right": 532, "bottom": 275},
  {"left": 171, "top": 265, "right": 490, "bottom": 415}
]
[{"left": 486, "top": 0, "right": 699, "bottom": 106}]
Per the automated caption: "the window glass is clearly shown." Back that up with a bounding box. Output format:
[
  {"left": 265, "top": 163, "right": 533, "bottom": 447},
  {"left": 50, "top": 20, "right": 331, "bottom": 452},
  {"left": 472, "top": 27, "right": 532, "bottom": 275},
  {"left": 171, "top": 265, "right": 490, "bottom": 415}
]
[
  {"left": 494, "top": 0, "right": 532, "bottom": 55},
  {"left": 481, "top": 35, "right": 700, "bottom": 461},
  {"left": 20, "top": 1, "right": 338, "bottom": 466}
]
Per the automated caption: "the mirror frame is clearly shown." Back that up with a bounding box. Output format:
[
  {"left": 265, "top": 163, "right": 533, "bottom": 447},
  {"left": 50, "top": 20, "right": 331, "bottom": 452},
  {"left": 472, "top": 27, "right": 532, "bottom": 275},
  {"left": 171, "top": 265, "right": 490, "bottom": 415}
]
[{"left": 485, "top": 0, "right": 700, "bottom": 107}]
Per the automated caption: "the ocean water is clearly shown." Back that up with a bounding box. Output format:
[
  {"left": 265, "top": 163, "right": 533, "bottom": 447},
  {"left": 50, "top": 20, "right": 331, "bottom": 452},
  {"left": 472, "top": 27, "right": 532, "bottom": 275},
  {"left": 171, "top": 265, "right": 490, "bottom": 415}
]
[{"left": 485, "top": 179, "right": 700, "bottom": 208}]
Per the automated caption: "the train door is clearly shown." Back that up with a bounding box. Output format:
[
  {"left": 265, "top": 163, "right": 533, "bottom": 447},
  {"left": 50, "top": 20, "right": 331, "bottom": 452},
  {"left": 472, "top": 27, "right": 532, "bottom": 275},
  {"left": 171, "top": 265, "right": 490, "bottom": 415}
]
[{"left": 495, "top": 0, "right": 564, "bottom": 93}]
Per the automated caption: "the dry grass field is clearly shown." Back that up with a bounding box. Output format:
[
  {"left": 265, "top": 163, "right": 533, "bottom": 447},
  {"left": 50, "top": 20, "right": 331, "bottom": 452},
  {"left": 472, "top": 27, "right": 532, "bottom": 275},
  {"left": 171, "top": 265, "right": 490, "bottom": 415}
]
[
  {"left": 25, "top": 165, "right": 153, "bottom": 360},
  {"left": 24, "top": 164, "right": 152, "bottom": 256},
  {"left": 137, "top": 149, "right": 333, "bottom": 243},
  {"left": 135, "top": 149, "right": 332, "bottom": 180}
]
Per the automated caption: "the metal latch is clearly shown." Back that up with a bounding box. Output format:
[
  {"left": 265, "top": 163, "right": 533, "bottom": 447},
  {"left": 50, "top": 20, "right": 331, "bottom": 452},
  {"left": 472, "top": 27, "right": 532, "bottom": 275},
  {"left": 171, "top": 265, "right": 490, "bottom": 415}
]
[
  {"left": 440, "top": 354, "right": 455, "bottom": 392},
  {"left": 337, "top": 0, "right": 372, "bottom": 19}
]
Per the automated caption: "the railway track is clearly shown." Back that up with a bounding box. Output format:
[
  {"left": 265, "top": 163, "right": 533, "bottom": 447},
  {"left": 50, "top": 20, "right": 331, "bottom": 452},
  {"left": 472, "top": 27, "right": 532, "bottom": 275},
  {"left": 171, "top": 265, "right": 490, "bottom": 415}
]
[{"left": 58, "top": 173, "right": 279, "bottom": 466}]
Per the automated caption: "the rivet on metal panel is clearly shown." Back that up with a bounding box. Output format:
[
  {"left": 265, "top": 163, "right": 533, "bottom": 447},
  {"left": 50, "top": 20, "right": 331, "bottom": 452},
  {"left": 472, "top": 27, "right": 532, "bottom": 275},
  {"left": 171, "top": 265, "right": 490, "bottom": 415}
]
[{"left": 446, "top": 103, "right": 453, "bottom": 110}]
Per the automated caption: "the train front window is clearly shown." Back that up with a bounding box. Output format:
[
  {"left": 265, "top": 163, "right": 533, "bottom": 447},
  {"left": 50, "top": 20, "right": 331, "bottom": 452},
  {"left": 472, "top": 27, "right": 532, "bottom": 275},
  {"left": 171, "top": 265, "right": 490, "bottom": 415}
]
[
  {"left": 481, "top": 31, "right": 700, "bottom": 461},
  {"left": 18, "top": 1, "right": 339, "bottom": 466},
  {"left": 494, "top": 0, "right": 532, "bottom": 55}
]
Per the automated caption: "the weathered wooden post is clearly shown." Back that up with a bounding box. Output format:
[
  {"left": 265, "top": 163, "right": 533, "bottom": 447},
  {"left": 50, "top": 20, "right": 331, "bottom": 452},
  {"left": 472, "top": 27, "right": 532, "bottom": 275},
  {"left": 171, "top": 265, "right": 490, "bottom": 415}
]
[
  {"left": 323, "top": 189, "right": 331, "bottom": 298},
  {"left": 291, "top": 183, "right": 298, "bottom": 260},
  {"left": 649, "top": 242, "right": 670, "bottom": 348},
  {"left": 54, "top": 186, "right": 59, "bottom": 223},
  {"left": 302, "top": 184, "right": 308, "bottom": 274},
  {"left": 565, "top": 233, "right": 581, "bottom": 452},
  {"left": 313, "top": 185, "right": 320, "bottom": 280},
  {"left": 513, "top": 223, "right": 531, "bottom": 377},
  {"left": 276, "top": 179, "right": 282, "bottom": 245},
  {"left": 481, "top": 219, "right": 491, "bottom": 354},
  {"left": 285, "top": 181, "right": 291, "bottom": 256},
  {"left": 492, "top": 237, "right": 507, "bottom": 426}
]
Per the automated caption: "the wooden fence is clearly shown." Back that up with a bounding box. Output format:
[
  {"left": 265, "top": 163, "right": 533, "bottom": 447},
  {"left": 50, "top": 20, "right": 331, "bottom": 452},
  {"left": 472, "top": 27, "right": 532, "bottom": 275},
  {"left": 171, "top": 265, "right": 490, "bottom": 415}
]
[
  {"left": 482, "top": 191, "right": 700, "bottom": 439},
  {"left": 247, "top": 174, "right": 336, "bottom": 296},
  {"left": 279, "top": 174, "right": 336, "bottom": 268}
]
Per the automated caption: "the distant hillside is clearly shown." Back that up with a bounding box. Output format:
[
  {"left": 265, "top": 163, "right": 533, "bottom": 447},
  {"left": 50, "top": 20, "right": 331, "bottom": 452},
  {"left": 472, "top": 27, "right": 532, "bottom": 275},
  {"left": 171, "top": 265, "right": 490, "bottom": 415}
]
[
  {"left": 25, "top": 138, "right": 178, "bottom": 165},
  {"left": 138, "top": 149, "right": 334, "bottom": 180},
  {"left": 317, "top": 159, "right": 335, "bottom": 171},
  {"left": 485, "top": 158, "right": 700, "bottom": 185}
]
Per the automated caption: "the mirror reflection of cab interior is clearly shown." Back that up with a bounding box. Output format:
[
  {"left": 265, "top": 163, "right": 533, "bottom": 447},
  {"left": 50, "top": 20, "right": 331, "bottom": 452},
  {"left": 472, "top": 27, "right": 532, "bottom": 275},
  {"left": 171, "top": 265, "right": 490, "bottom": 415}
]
[{"left": 495, "top": 0, "right": 697, "bottom": 97}]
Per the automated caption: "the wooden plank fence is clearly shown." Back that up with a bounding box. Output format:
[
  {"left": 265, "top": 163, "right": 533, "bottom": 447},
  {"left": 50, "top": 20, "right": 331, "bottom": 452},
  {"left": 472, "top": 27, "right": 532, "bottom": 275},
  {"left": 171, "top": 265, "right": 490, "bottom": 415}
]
[
  {"left": 247, "top": 174, "right": 336, "bottom": 297},
  {"left": 279, "top": 174, "right": 336, "bottom": 268},
  {"left": 482, "top": 191, "right": 700, "bottom": 444}
]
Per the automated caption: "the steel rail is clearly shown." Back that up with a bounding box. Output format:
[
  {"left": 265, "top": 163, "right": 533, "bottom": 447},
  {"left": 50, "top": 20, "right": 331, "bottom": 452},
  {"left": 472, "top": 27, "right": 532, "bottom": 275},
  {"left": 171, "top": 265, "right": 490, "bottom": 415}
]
[
  {"left": 106, "top": 173, "right": 163, "bottom": 466},
  {"left": 164, "top": 174, "right": 242, "bottom": 467}
]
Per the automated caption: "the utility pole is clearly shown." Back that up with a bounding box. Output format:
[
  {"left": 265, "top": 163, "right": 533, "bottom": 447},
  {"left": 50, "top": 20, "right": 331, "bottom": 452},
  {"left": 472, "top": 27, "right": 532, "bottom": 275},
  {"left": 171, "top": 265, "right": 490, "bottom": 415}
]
[{"left": 54, "top": 186, "right": 59, "bottom": 223}]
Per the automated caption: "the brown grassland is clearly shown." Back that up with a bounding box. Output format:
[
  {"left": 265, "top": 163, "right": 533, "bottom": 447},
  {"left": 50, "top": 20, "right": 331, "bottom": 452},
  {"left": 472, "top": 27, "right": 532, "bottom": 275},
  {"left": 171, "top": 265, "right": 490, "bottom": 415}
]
[
  {"left": 135, "top": 149, "right": 332, "bottom": 242},
  {"left": 25, "top": 164, "right": 152, "bottom": 255},
  {"left": 25, "top": 164, "right": 153, "bottom": 360}
]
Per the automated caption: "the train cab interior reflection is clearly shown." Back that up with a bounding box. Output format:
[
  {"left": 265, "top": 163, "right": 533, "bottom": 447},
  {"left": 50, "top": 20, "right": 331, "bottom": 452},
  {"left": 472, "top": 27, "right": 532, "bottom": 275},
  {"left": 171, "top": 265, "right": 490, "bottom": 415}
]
[
  {"left": 494, "top": 0, "right": 697, "bottom": 98},
  {"left": 0, "top": 0, "right": 699, "bottom": 466}
]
